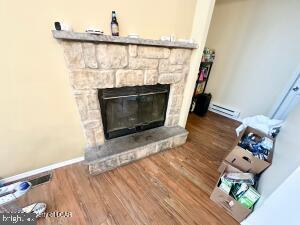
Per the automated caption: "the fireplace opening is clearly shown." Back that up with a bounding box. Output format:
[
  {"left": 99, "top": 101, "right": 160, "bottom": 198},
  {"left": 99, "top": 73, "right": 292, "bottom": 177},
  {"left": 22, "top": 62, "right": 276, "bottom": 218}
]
[{"left": 98, "top": 84, "right": 170, "bottom": 140}]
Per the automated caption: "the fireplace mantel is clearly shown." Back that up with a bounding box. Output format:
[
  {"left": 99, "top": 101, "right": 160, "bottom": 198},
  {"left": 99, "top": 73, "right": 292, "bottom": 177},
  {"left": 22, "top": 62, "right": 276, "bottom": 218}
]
[{"left": 52, "top": 30, "right": 198, "bottom": 49}]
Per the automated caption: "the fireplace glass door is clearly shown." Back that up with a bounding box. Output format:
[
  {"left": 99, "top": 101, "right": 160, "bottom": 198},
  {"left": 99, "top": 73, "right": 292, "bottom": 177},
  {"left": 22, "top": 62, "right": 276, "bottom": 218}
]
[{"left": 99, "top": 84, "right": 170, "bottom": 139}]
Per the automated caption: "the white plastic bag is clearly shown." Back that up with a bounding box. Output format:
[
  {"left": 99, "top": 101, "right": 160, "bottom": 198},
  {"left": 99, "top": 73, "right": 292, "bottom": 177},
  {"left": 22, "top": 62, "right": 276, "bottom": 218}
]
[{"left": 236, "top": 115, "right": 283, "bottom": 136}]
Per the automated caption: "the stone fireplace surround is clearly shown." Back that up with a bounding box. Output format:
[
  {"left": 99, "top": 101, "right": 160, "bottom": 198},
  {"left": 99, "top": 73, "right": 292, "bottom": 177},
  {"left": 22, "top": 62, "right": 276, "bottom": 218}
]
[{"left": 53, "top": 31, "right": 197, "bottom": 174}]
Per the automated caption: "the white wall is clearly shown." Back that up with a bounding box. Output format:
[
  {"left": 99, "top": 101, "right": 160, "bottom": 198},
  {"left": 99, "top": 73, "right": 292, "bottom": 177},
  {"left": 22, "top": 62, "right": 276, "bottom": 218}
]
[
  {"left": 243, "top": 167, "right": 300, "bottom": 225},
  {"left": 257, "top": 102, "right": 300, "bottom": 203},
  {"left": 0, "top": 0, "right": 197, "bottom": 177},
  {"left": 205, "top": 0, "right": 300, "bottom": 118},
  {"left": 243, "top": 89, "right": 300, "bottom": 224}
]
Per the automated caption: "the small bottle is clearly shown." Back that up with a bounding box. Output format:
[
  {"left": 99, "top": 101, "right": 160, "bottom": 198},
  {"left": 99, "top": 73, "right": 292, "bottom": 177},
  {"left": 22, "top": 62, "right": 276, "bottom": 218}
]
[{"left": 111, "top": 11, "right": 119, "bottom": 36}]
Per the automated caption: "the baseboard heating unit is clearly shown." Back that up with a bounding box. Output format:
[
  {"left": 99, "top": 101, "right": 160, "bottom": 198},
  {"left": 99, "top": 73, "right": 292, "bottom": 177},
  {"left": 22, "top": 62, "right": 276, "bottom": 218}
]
[{"left": 209, "top": 102, "right": 240, "bottom": 120}]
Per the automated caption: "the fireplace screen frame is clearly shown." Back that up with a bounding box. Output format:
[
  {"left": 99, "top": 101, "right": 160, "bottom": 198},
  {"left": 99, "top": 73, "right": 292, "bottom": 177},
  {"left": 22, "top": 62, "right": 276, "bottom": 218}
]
[{"left": 98, "top": 84, "right": 170, "bottom": 140}]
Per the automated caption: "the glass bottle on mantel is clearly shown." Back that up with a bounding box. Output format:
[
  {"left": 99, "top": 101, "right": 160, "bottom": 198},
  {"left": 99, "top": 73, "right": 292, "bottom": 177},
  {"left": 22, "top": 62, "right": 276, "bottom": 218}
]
[{"left": 111, "top": 11, "right": 119, "bottom": 36}]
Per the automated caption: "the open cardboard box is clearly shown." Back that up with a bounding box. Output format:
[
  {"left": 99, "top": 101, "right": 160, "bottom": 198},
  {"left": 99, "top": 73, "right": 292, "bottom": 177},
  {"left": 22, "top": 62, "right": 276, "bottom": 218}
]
[
  {"left": 211, "top": 162, "right": 253, "bottom": 222},
  {"left": 220, "top": 126, "right": 275, "bottom": 174}
]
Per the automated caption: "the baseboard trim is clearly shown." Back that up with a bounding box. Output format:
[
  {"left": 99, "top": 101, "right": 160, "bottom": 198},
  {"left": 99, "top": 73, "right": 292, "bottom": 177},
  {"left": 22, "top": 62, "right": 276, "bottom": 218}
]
[{"left": 1, "top": 157, "right": 84, "bottom": 184}]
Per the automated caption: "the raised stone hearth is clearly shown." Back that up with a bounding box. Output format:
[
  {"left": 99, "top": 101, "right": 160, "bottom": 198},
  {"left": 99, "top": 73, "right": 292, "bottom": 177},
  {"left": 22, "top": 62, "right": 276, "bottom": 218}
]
[
  {"left": 86, "top": 126, "right": 188, "bottom": 175},
  {"left": 53, "top": 31, "right": 196, "bottom": 174}
]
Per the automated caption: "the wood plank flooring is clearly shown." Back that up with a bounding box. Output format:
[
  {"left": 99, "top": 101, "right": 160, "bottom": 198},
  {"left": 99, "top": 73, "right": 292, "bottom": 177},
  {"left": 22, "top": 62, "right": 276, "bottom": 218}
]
[{"left": 20, "top": 112, "right": 241, "bottom": 225}]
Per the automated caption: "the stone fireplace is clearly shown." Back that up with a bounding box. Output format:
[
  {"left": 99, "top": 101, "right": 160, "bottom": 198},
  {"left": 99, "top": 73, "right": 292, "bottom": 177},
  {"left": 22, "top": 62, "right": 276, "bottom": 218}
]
[{"left": 53, "top": 31, "right": 197, "bottom": 174}]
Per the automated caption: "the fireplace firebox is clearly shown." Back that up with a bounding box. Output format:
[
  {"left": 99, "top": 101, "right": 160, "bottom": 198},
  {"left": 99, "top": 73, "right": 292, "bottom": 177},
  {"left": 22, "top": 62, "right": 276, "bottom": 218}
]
[{"left": 98, "top": 84, "right": 170, "bottom": 140}]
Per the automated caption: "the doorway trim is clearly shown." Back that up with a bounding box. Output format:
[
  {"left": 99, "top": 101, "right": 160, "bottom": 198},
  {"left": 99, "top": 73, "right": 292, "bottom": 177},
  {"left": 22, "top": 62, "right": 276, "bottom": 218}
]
[{"left": 270, "top": 65, "right": 300, "bottom": 118}]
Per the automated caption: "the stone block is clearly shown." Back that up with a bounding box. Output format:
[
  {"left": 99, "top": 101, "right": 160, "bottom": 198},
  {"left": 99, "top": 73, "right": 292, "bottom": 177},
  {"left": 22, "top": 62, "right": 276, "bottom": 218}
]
[
  {"left": 88, "top": 164, "right": 97, "bottom": 174},
  {"left": 62, "top": 41, "right": 85, "bottom": 69},
  {"left": 172, "top": 115, "right": 180, "bottom": 125},
  {"left": 169, "top": 49, "right": 192, "bottom": 65},
  {"left": 138, "top": 46, "right": 170, "bottom": 58},
  {"left": 171, "top": 81, "right": 185, "bottom": 94},
  {"left": 170, "top": 95, "right": 183, "bottom": 109},
  {"left": 118, "top": 151, "right": 137, "bottom": 165},
  {"left": 158, "top": 73, "right": 173, "bottom": 84},
  {"left": 91, "top": 70, "right": 115, "bottom": 89},
  {"left": 169, "top": 107, "right": 181, "bottom": 115},
  {"left": 156, "top": 139, "right": 172, "bottom": 152},
  {"left": 158, "top": 73, "right": 184, "bottom": 84},
  {"left": 159, "top": 59, "right": 183, "bottom": 73},
  {"left": 74, "top": 94, "right": 88, "bottom": 121},
  {"left": 137, "top": 144, "right": 157, "bottom": 158},
  {"left": 88, "top": 110, "right": 101, "bottom": 121},
  {"left": 82, "top": 43, "right": 98, "bottom": 68},
  {"left": 71, "top": 70, "right": 114, "bottom": 89},
  {"left": 164, "top": 114, "right": 179, "bottom": 127},
  {"left": 104, "top": 158, "right": 120, "bottom": 169},
  {"left": 83, "top": 120, "right": 102, "bottom": 130},
  {"left": 144, "top": 70, "right": 158, "bottom": 85},
  {"left": 96, "top": 44, "right": 128, "bottom": 69},
  {"left": 84, "top": 129, "right": 96, "bottom": 148},
  {"left": 89, "top": 158, "right": 120, "bottom": 175},
  {"left": 115, "top": 69, "right": 144, "bottom": 87},
  {"left": 148, "top": 143, "right": 160, "bottom": 155},
  {"left": 172, "top": 73, "right": 185, "bottom": 83},
  {"left": 86, "top": 93, "right": 100, "bottom": 110},
  {"left": 173, "top": 133, "right": 188, "bottom": 147},
  {"left": 128, "top": 58, "right": 158, "bottom": 69},
  {"left": 182, "top": 65, "right": 190, "bottom": 78},
  {"left": 129, "top": 45, "right": 137, "bottom": 57},
  {"left": 94, "top": 129, "right": 105, "bottom": 145},
  {"left": 164, "top": 115, "right": 173, "bottom": 127},
  {"left": 70, "top": 70, "right": 93, "bottom": 89}
]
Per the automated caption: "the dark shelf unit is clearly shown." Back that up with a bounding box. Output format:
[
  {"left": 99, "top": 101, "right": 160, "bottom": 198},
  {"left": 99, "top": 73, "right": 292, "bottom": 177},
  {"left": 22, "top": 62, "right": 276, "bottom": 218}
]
[
  {"left": 193, "top": 61, "right": 213, "bottom": 96},
  {"left": 190, "top": 61, "right": 213, "bottom": 112}
]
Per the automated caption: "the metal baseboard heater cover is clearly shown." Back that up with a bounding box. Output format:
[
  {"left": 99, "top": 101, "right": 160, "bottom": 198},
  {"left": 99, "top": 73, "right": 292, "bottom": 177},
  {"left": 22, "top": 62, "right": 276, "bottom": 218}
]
[{"left": 209, "top": 102, "right": 240, "bottom": 119}]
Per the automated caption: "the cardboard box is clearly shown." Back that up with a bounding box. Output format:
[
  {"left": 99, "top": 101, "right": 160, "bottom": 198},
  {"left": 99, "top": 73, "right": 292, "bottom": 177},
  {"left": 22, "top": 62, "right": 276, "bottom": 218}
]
[
  {"left": 222, "top": 126, "right": 275, "bottom": 174},
  {"left": 210, "top": 164, "right": 252, "bottom": 222},
  {"left": 218, "top": 161, "right": 234, "bottom": 173}
]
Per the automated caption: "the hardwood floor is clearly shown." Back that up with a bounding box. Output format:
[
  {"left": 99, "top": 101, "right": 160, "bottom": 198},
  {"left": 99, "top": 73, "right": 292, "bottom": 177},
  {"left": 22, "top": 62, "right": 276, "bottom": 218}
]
[{"left": 20, "top": 112, "right": 241, "bottom": 225}]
